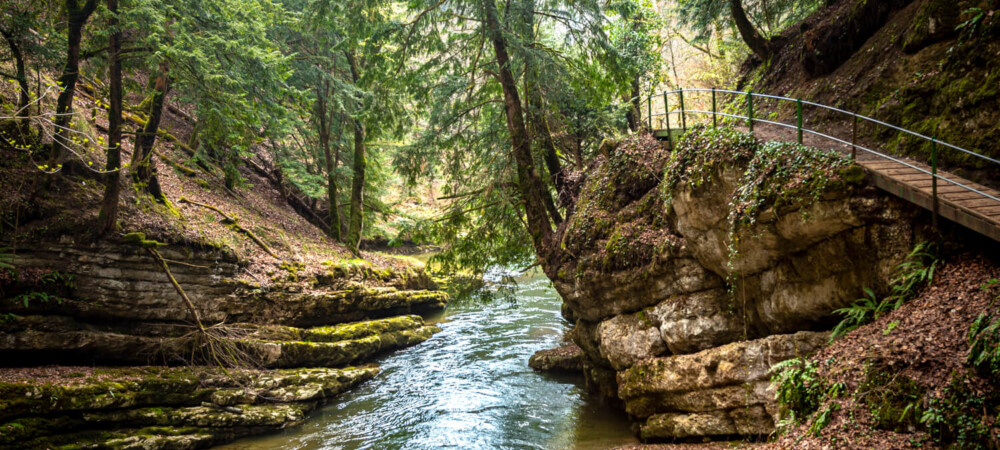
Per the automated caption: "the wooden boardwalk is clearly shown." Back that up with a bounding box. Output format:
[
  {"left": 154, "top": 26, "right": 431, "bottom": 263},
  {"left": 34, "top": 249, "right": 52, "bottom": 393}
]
[
  {"left": 858, "top": 159, "right": 1000, "bottom": 242},
  {"left": 652, "top": 128, "right": 1000, "bottom": 242}
]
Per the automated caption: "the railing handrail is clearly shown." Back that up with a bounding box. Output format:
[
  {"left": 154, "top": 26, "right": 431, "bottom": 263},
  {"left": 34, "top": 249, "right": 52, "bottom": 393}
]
[
  {"left": 645, "top": 88, "right": 1000, "bottom": 206},
  {"left": 647, "top": 88, "right": 1000, "bottom": 166}
]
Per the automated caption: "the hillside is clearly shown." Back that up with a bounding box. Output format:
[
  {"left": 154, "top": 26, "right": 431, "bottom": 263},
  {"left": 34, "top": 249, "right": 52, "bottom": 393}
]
[
  {"left": 0, "top": 73, "right": 452, "bottom": 447},
  {"left": 753, "top": 0, "right": 1000, "bottom": 184}
]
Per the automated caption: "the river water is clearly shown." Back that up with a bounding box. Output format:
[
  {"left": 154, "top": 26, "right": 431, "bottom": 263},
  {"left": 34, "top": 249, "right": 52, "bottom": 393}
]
[{"left": 220, "top": 270, "right": 638, "bottom": 450}]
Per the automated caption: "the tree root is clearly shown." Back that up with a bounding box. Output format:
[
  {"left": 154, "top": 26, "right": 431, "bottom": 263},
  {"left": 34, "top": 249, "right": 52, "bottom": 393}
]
[
  {"left": 125, "top": 232, "right": 265, "bottom": 373},
  {"left": 178, "top": 197, "right": 280, "bottom": 260}
]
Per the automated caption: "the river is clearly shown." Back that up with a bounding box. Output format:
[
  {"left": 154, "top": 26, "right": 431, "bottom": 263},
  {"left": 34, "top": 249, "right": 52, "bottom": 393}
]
[{"left": 219, "top": 269, "right": 637, "bottom": 449}]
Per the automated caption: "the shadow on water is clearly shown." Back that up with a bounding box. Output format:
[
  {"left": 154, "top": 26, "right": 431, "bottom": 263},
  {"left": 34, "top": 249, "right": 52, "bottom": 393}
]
[{"left": 219, "top": 269, "right": 638, "bottom": 449}]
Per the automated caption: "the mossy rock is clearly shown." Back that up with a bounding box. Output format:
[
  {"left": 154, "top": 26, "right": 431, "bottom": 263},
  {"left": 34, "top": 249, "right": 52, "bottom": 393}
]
[{"left": 858, "top": 361, "right": 926, "bottom": 432}]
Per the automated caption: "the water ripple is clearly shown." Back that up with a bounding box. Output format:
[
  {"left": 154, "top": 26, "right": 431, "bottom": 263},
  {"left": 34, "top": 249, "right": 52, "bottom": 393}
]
[{"left": 219, "top": 271, "right": 637, "bottom": 450}]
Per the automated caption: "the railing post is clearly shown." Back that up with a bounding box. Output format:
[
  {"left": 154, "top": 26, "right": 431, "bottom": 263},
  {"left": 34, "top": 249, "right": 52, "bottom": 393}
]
[
  {"left": 647, "top": 94, "right": 652, "bottom": 131},
  {"left": 747, "top": 91, "right": 754, "bottom": 133},
  {"left": 851, "top": 114, "right": 858, "bottom": 161},
  {"left": 932, "top": 137, "right": 939, "bottom": 232},
  {"left": 711, "top": 88, "right": 717, "bottom": 128},
  {"left": 796, "top": 99, "right": 803, "bottom": 145},
  {"left": 663, "top": 91, "right": 671, "bottom": 149},
  {"left": 678, "top": 88, "right": 687, "bottom": 132}
]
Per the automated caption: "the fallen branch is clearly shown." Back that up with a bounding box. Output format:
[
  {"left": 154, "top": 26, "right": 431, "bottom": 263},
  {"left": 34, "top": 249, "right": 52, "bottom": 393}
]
[
  {"left": 178, "top": 197, "right": 280, "bottom": 260},
  {"left": 148, "top": 247, "right": 207, "bottom": 332},
  {"left": 123, "top": 232, "right": 206, "bottom": 332}
]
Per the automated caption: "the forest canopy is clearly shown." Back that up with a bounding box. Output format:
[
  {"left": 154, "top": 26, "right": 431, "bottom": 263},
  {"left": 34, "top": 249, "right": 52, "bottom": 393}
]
[{"left": 0, "top": 0, "right": 825, "bottom": 272}]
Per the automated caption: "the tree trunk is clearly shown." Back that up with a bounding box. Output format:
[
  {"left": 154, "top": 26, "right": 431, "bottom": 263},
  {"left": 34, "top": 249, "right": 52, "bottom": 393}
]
[
  {"left": 520, "top": 0, "right": 566, "bottom": 219},
  {"left": 316, "top": 86, "right": 342, "bottom": 241},
  {"left": 345, "top": 51, "right": 365, "bottom": 253},
  {"left": 50, "top": 0, "right": 98, "bottom": 166},
  {"left": 629, "top": 76, "right": 641, "bottom": 130},
  {"left": 481, "top": 0, "right": 553, "bottom": 252},
  {"left": 730, "top": 0, "right": 772, "bottom": 60},
  {"left": 131, "top": 63, "right": 169, "bottom": 203},
  {"left": 97, "top": 0, "right": 123, "bottom": 235},
  {"left": 0, "top": 27, "right": 30, "bottom": 135}
]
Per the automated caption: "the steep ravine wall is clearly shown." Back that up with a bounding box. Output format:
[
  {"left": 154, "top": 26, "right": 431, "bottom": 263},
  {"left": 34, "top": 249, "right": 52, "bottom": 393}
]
[{"left": 538, "top": 129, "right": 931, "bottom": 441}]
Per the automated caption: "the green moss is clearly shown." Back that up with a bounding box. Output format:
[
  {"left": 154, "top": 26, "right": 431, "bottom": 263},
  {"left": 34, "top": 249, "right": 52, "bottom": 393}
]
[
  {"left": 121, "top": 232, "right": 166, "bottom": 248},
  {"left": 858, "top": 362, "right": 925, "bottom": 432}
]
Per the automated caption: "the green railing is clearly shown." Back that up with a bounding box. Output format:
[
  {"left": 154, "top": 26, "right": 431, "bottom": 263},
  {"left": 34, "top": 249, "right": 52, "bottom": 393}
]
[{"left": 645, "top": 88, "right": 1000, "bottom": 224}]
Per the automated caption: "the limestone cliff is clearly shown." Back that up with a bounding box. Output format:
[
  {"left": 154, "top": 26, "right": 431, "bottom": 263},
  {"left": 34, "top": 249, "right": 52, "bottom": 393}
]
[{"left": 539, "top": 128, "right": 932, "bottom": 441}]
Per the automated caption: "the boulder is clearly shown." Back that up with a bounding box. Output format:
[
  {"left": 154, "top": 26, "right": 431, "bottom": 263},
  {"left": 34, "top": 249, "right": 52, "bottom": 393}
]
[
  {"left": 528, "top": 343, "right": 584, "bottom": 372},
  {"left": 639, "top": 405, "right": 773, "bottom": 440},
  {"left": 618, "top": 331, "right": 829, "bottom": 422}
]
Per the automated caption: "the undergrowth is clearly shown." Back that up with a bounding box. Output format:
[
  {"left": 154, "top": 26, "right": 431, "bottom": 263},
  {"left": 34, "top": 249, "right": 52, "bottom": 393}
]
[
  {"left": 831, "top": 242, "right": 938, "bottom": 340},
  {"left": 771, "top": 357, "right": 845, "bottom": 437},
  {"left": 772, "top": 276, "right": 1000, "bottom": 448}
]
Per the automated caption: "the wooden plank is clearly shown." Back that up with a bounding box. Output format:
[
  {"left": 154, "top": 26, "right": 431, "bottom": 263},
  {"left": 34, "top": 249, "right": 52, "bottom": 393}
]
[
  {"left": 866, "top": 171, "right": 1000, "bottom": 242},
  {"left": 879, "top": 168, "right": 924, "bottom": 176},
  {"left": 859, "top": 161, "right": 904, "bottom": 170},
  {"left": 956, "top": 198, "right": 1000, "bottom": 209},
  {"left": 942, "top": 191, "right": 992, "bottom": 201},
  {"left": 895, "top": 173, "right": 935, "bottom": 182}
]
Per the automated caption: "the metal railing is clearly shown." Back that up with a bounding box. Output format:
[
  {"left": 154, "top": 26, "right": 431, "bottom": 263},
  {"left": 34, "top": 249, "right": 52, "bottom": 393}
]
[{"left": 645, "top": 88, "right": 1000, "bottom": 229}]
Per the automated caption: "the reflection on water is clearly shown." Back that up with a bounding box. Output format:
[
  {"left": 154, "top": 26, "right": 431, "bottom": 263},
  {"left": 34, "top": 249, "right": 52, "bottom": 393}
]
[{"left": 219, "top": 270, "right": 637, "bottom": 450}]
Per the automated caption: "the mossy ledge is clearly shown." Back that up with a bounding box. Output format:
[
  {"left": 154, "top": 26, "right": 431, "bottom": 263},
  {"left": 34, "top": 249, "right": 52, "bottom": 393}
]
[{"left": 0, "top": 365, "right": 379, "bottom": 448}]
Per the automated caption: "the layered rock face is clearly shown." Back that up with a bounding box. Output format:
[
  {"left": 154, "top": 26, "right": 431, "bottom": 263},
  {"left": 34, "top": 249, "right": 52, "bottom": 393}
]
[
  {"left": 0, "top": 239, "right": 448, "bottom": 367},
  {"left": 5, "top": 240, "right": 447, "bottom": 325},
  {"left": 0, "top": 237, "right": 450, "bottom": 447},
  {"left": 540, "top": 130, "right": 924, "bottom": 441}
]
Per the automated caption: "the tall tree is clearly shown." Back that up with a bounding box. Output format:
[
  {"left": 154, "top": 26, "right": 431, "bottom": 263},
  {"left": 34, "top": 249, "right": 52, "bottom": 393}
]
[
  {"left": 49, "top": 0, "right": 98, "bottom": 170},
  {"left": 130, "top": 62, "right": 169, "bottom": 202},
  {"left": 729, "top": 0, "right": 771, "bottom": 60},
  {"left": 97, "top": 0, "right": 123, "bottom": 234},
  {"left": 673, "top": 0, "right": 822, "bottom": 61},
  {"left": 480, "top": 0, "right": 552, "bottom": 250},
  {"left": 315, "top": 85, "right": 343, "bottom": 240},
  {"left": 388, "top": 0, "right": 651, "bottom": 271},
  {"left": 344, "top": 50, "right": 366, "bottom": 252},
  {"left": 0, "top": 25, "right": 30, "bottom": 133}
]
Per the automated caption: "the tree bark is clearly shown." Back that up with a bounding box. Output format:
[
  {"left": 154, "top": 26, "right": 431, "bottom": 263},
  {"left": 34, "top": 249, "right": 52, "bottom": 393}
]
[
  {"left": 0, "top": 27, "right": 30, "bottom": 134},
  {"left": 730, "top": 0, "right": 772, "bottom": 60},
  {"left": 316, "top": 85, "right": 342, "bottom": 241},
  {"left": 97, "top": 0, "right": 123, "bottom": 235},
  {"left": 51, "top": 0, "right": 98, "bottom": 166},
  {"left": 520, "top": 0, "right": 566, "bottom": 219},
  {"left": 345, "top": 50, "right": 365, "bottom": 253},
  {"left": 481, "top": 0, "right": 553, "bottom": 251},
  {"left": 130, "top": 63, "right": 169, "bottom": 203}
]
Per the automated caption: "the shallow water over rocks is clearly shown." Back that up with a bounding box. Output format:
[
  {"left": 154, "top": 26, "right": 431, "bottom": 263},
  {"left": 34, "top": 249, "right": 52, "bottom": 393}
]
[{"left": 220, "top": 270, "right": 637, "bottom": 450}]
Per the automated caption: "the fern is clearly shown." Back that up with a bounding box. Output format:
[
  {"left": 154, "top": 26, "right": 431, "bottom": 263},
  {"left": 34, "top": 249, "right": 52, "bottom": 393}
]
[
  {"left": 968, "top": 312, "right": 1000, "bottom": 380},
  {"left": 831, "top": 288, "right": 878, "bottom": 340},
  {"left": 772, "top": 358, "right": 827, "bottom": 423},
  {"left": 831, "top": 242, "right": 938, "bottom": 341}
]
